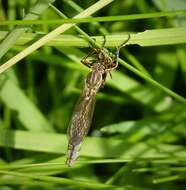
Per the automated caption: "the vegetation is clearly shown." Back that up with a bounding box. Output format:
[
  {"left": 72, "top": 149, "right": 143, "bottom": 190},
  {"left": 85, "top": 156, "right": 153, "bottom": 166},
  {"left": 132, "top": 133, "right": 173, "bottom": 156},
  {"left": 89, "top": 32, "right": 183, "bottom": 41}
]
[{"left": 0, "top": 0, "right": 186, "bottom": 189}]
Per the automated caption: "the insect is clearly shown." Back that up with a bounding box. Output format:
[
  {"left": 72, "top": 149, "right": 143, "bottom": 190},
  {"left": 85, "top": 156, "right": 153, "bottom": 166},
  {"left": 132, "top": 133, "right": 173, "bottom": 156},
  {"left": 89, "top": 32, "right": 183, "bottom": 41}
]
[{"left": 66, "top": 35, "right": 130, "bottom": 166}]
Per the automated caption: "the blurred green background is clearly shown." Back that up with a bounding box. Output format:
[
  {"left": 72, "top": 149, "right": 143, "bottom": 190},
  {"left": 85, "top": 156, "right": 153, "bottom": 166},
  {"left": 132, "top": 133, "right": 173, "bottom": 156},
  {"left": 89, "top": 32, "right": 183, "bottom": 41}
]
[{"left": 0, "top": 0, "right": 186, "bottom": 190}]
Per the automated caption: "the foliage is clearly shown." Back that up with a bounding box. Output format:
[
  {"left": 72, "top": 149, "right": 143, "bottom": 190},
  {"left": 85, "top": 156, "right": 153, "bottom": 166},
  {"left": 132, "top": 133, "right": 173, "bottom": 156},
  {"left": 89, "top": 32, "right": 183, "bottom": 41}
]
[{"left": 0, "top": 0, "right": 186, "bottom": 189}]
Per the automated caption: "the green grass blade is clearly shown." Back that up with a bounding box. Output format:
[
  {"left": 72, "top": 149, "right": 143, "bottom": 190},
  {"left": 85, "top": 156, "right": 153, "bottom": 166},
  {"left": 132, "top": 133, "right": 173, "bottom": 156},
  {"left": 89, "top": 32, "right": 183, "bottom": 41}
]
[
  {"left": 0, "top": 0, "right": 56, "bottom": 59},
  {"left": 0, "top": 170, "right": 123, "bottom": 189},
  {"left": 1, "top": 27, "right": 186, "bottom": 47},
  {"left": 1, "top": 9, "right": 186, "bottom": 26},
  {"left": 153, "top": 174, "right": 183, "bottom": 184},
  {"left": 0, "top": 75, "right": 53, "bottom": 132},
  {"left": 0, "top": 129, "right": 186, "bottom": 160},
  {"left": 118, "top": 58, "right": 186, "bottom": 103}
]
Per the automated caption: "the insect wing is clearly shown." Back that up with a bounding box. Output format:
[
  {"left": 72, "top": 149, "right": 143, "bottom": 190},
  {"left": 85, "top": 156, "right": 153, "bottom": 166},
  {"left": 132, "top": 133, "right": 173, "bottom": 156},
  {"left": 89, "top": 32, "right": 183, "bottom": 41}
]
[
  {"left": 68, "top": 90, "right": 96, "bottom": 143},
  {"left": 66, "top": 90, "right": 96, "bottom": 166}
]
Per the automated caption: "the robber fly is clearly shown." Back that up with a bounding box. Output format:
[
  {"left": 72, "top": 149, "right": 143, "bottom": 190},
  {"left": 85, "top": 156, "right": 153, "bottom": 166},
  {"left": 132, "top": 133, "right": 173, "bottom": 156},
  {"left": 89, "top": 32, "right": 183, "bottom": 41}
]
[{"left": 66, "top": 35, "right": 130, "bottom": 166}]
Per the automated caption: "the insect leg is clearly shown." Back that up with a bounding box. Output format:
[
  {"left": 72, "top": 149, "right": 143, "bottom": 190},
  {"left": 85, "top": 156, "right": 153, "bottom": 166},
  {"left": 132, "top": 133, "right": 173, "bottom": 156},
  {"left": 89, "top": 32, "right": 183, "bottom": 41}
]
[
  {"left": 81, "top": 50, "right": 96, "bottom": 68},
  {"left": 115, "top": 34, "right": 131, "bottom": 66},
  {"left": 101, "top": 35, "right": 106, "bottom": 48},
  {"left": 101, "top": 72, "right": 107, "bottom": 87}
]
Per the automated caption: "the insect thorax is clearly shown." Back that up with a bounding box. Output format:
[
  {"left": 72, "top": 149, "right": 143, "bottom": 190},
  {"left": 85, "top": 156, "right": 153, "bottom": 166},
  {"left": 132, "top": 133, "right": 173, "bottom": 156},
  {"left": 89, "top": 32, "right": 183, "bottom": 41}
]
[{"left": 97, "top": 50, "right": 117, "bottom": 71}]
